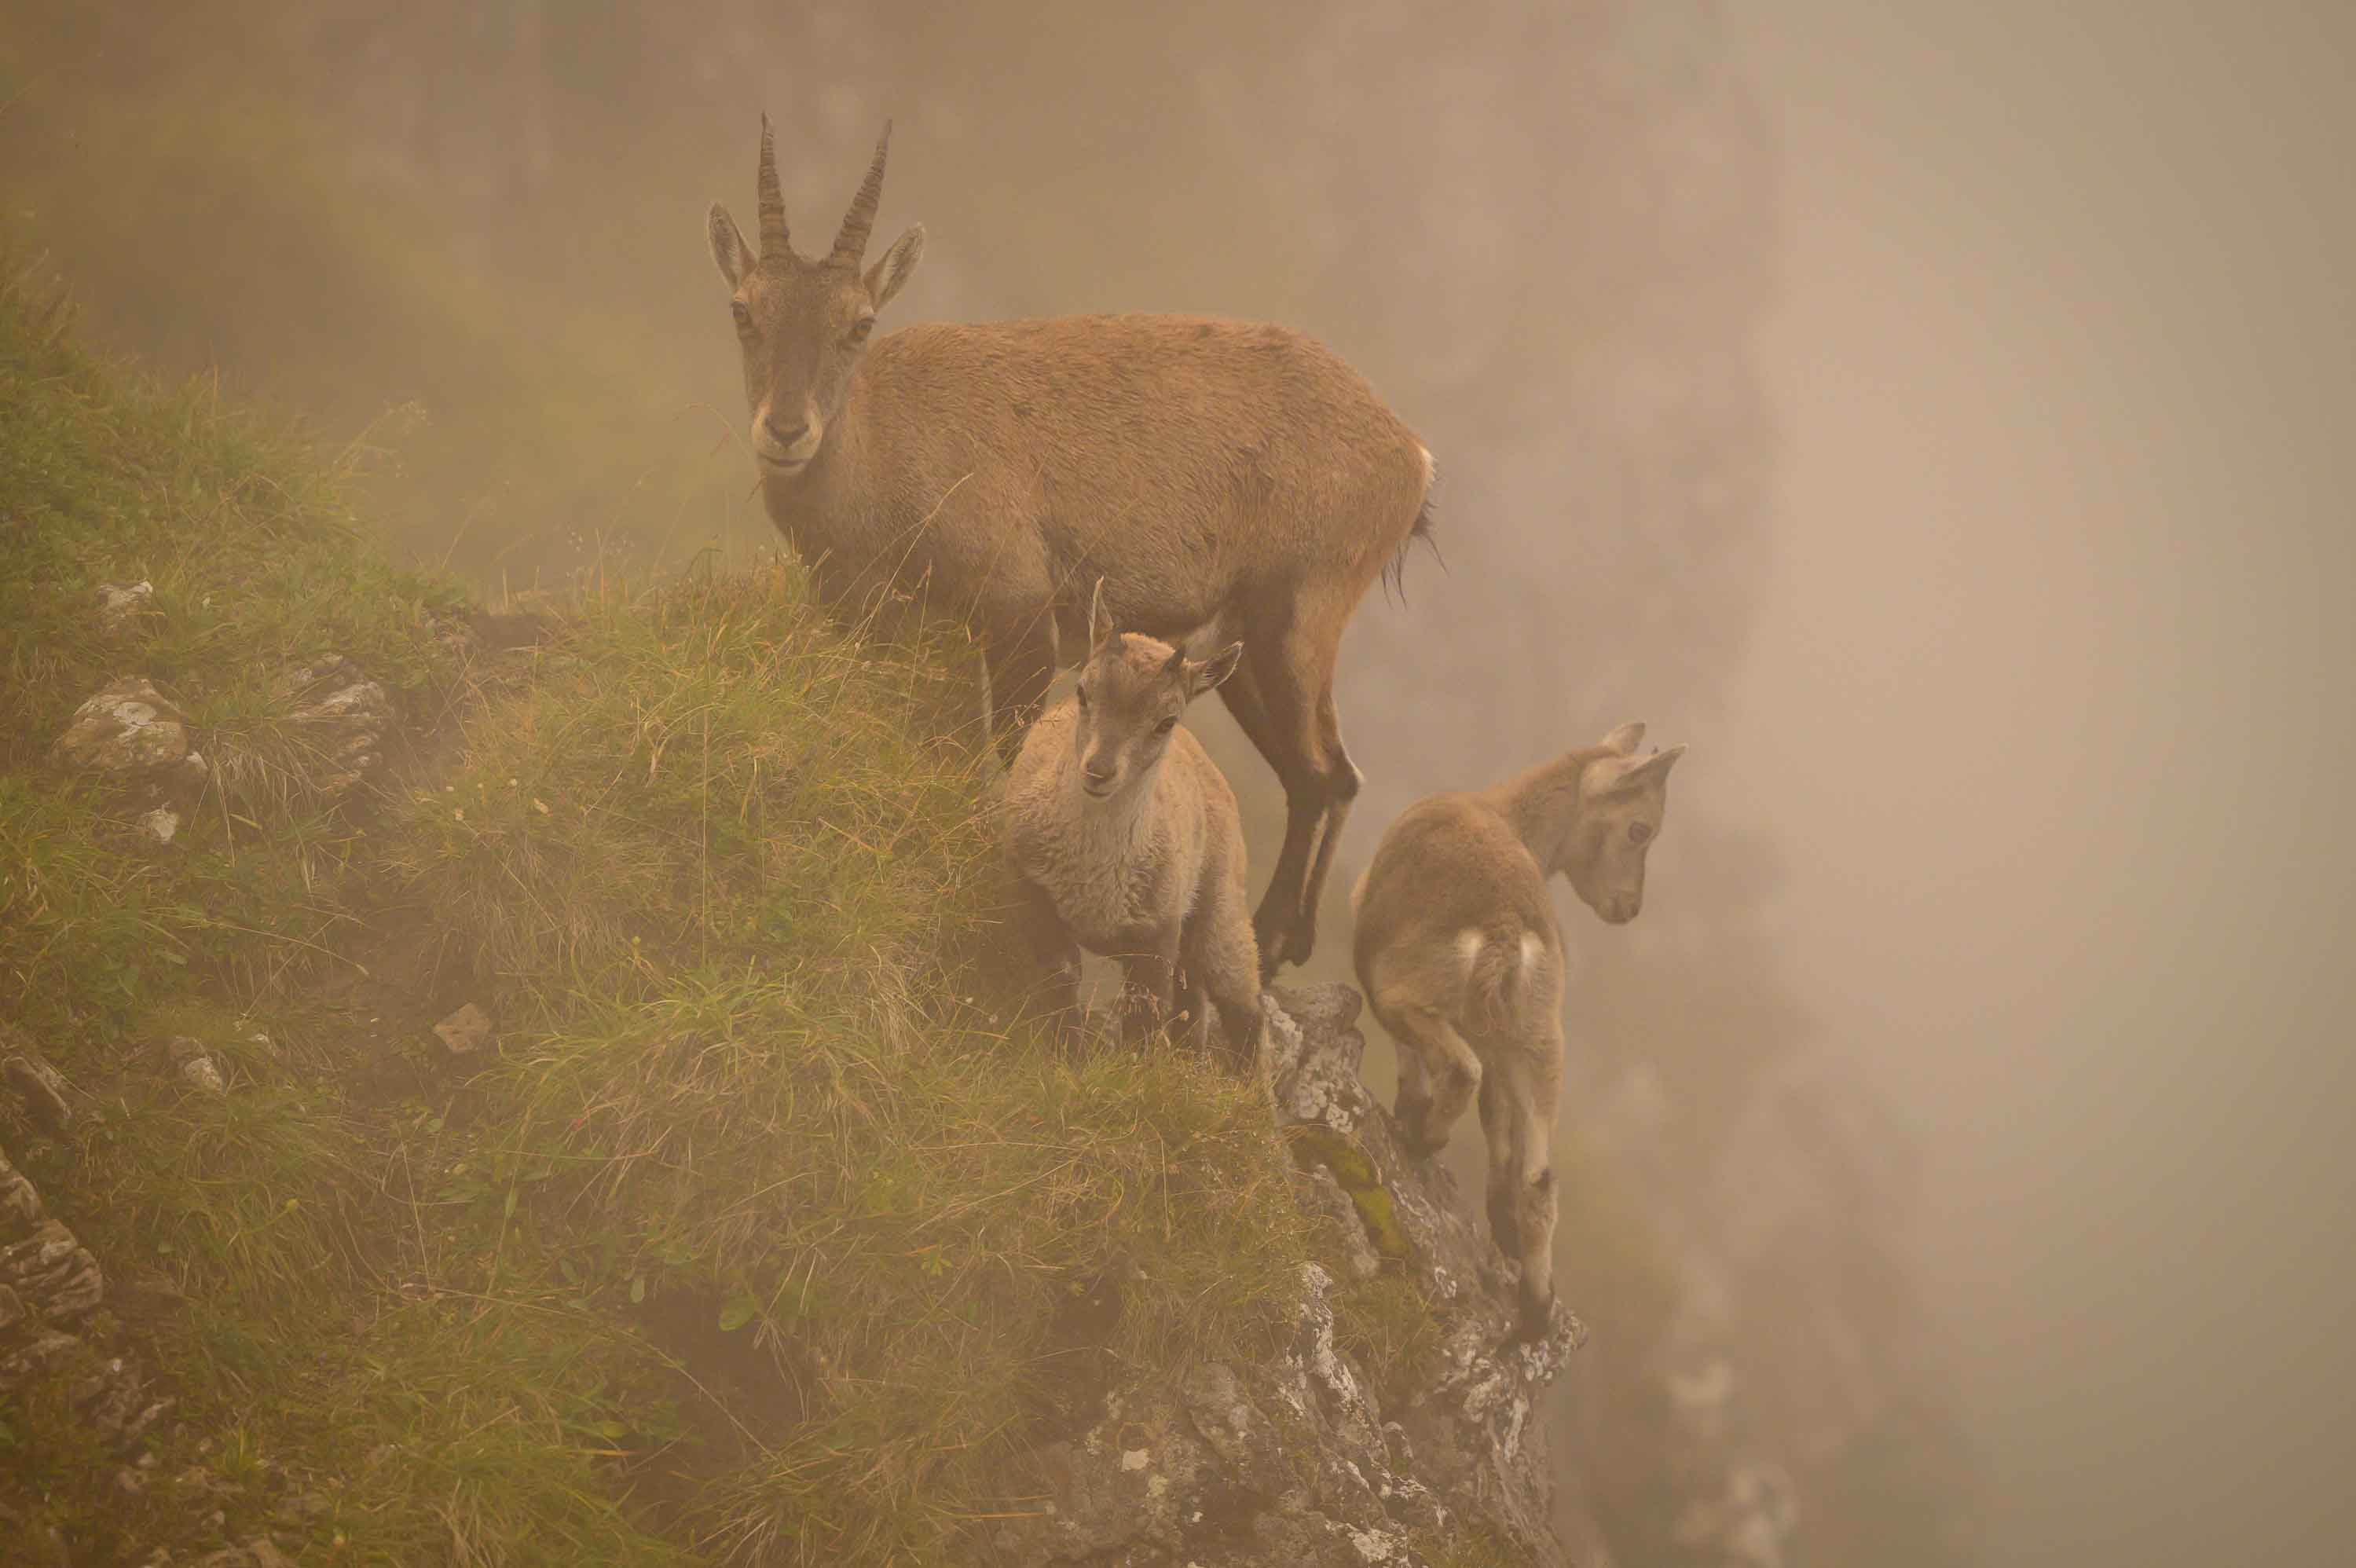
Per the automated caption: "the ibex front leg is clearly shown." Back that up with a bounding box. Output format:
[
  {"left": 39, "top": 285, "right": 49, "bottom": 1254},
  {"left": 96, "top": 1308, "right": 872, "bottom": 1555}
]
[{"left": 1114, "top": 925, "right": 1183, "bottom": 1050}]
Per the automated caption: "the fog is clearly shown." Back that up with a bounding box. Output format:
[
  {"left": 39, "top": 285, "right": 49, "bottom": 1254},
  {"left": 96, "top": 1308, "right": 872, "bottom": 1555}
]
[
  {"left": 7, "top": 1, "right": 2351, "bottom": 1563},
  {"left": 1730, "top": 4, "right": 2356, "bottom": 1563}
]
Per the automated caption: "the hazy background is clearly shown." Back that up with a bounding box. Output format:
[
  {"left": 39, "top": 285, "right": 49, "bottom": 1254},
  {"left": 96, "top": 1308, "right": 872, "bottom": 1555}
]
[
  {"left": 5, "top": 2, "right": 2351, "bottom": 1563},
  {"left": 1730, "top": 3, "right": 2356, "bottom": 1563}
]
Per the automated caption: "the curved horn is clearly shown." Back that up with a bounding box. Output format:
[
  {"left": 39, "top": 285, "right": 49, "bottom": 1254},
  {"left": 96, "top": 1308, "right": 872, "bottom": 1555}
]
[
  {"left": 757, "top": 114, "right": 790, "bottom": 258},
  {"left": 830, "top": 120, "right": 893, "bottom": 266}
]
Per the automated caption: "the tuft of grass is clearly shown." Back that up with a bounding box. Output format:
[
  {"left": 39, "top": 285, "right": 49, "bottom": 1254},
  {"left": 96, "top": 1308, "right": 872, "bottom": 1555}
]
[
  {"left": 383, "top": 564, "right": 1314, "bottom": 1562},
  {"left": 0, "top": 248, "right": 468, "bottom": 1054}
]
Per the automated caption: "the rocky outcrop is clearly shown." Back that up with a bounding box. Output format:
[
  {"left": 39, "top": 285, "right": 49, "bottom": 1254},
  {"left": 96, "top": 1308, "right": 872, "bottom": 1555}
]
[
  {"left": 53, "top": 677, "right": 203, "bottom": 782},
  {"left": 0, "top": 1141, "right": 171, "bottom": 1530},
  {"left": 270, "top": 654, "right": 394, "bottom": 797},
  {"left": 997, "top": 984, "right": 1585, "bottom": 1567}
]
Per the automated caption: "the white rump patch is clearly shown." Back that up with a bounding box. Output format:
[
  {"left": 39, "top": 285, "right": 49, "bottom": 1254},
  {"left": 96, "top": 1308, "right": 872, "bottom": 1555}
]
[
  {"left": 1518, "top": 932, "right": 1544, "bottom": 976},
  {"left": 1454, "top": 929, "right": 1486, "bottom": 970},
  {"left": 1417, "top": 443, "right": 1436, "bottom": 490}
]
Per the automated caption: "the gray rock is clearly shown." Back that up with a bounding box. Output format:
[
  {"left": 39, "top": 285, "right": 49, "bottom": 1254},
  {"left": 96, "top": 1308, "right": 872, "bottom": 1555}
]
[
  {"left": 275, "top": 655, "right": 392, "bottom": 794},
  {"left": 995, "top": 984, "right": 1581, "bottom": 1566},
  {"left": 0, "top": 1144, "right": 44, "bottom": 1232},
  {"left": 432, "top": 1002, "right": 496, "bottom": 1057},
  {"left": 0, "top": 1218, "right": 104, "bottom": 1322},
  {"left": 1180, "top": 1361, "right": 1292, "bottom": 1502},
  {"left": 94, "top": 580, "right": 156, "bottom": 634},
  {"left": 54, "top": 676, "right": 191, "bottom": 773},
  {"left": 2, "top": 1036, "right": 75, "bottom": 1134},
  {"left": 0, "top": 1138, "right": 167, "bottom": 1503},
  {"left": 167, "top": 1036, "right": 227, "bottom": 1095}
]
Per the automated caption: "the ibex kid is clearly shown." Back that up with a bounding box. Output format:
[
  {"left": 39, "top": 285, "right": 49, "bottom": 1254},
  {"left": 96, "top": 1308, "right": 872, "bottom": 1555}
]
[
  {"left": 705, "top": 118, "right": 1437, "bottom": 977},
  {"left": 1350, "top": 722, "right": 1686, "bottom": 1339},
  {"left": 999, "top": 583, "right": 1264, "bottom": 1069}
]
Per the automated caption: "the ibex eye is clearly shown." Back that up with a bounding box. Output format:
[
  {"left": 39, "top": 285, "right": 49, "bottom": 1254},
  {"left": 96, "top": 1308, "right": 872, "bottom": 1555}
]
[
  {"left": 1154, "top": 716, "right": 1178, "bottom": 735},
  {"left": 1075, "top": 686, "right": 1090, "bottom": 709},
  {"left": 1629, "top": 822, "right": 1653, "bottom": 844},
  {"left": 847, "top": 317, "right": 875, "bottom": 345},
  {"left": 731, "top": 302, "right": 753, "bottom": 332}
]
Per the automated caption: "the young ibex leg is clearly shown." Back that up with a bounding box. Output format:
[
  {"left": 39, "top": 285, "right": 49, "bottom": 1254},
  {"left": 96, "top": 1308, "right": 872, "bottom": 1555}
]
[
  {"left": 1011, "top": 877, "right": 1085, "bottom": 1055},
  {"left": 1115, "top": 928, "right": 1182, "bottom": 1050},
  {"left": 1372, "top": 995, "right": 1482, "bottom": 1159},
  {"left": 1185, "top": 894, "right": 1266, "bottom": 1074},
  {"left": 1500, "top": 1033, "right": 1563, "bottom": 1342},
  {"left": 1478, "top": 1067, "right": 1519, "bottom": 1254}
]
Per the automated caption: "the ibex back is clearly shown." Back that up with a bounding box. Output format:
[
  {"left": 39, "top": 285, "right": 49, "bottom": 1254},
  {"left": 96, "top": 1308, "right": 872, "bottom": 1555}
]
[
  {"left": 705, "top": 118, "right": 1435, "bottom": 976},
  {"left": 1350, "top": 721, "right": 1687, "bottom": 1340}
]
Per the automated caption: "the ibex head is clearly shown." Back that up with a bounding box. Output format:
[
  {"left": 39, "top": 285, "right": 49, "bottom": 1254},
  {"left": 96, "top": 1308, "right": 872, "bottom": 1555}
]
[
  {"left": 1567, "top": 721, "right": 1687, "bottom": 925},
  {"left": 1071, "top": 581, "right": 1243, "bottom": 801},
  {"left": 706, "top": 117, "right": 926, "bottom": 478}
]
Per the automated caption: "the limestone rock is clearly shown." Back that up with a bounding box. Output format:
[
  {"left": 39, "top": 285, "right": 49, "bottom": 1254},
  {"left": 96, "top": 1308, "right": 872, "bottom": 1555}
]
[
  {"left": 275, "top": 654, "right": 393, "bottom": 794},
  {"left": 94, "top": 579, "right": 157, "bottom": 634},
  {"left": 167, "top": 1036, "right": 227, "bottom": 1095},
  {"left": 55, "top": 676, "right": 190, "bottom": 774},
  {"left": 995, "top": 984, "right": 1582, "bottom": 1567},
  {"left": 1, "top": 1023, "right": 75, "bottom": 1134},
  {"left": 432, "top": 1002, "right": 496, "bottom": 1057}
]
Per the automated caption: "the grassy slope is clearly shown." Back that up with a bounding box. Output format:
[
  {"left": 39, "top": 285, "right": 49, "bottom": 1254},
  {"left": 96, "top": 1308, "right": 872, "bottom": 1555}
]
[{"left": 0, "top": 262, "right": 1392, "bottom": 1565}]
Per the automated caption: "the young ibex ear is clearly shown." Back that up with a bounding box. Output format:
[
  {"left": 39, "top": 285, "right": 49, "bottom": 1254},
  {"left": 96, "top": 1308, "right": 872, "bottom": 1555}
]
[
  {"left": 1607, "top": 742, "right": 1687, "bottom": 793},
  {"left": 708, "top": 203, "right": 754, "bottom": 290},
  {"left": 1087, "top": 577, "right": 1114, "bottom": 653},
  {"left": 864, "top": 224, "right": 925, "bottom": 310},
  {"left": 1599, "top": 720, "right": 1646, "bottom": 756},
  {"left": 1189, "top": 642, "right": 1245, "bottom": 694}
]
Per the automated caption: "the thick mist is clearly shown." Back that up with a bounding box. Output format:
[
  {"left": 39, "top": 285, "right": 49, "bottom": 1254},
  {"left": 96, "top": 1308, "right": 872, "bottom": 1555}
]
[{"left": 1729, "top": 3, "right": 2356, "bottom": 1563}]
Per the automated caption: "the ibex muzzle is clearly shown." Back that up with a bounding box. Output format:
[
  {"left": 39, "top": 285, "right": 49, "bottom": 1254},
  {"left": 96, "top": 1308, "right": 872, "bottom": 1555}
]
[{"left": 706, "top": 118, "right": 1436, "bottom": 978}]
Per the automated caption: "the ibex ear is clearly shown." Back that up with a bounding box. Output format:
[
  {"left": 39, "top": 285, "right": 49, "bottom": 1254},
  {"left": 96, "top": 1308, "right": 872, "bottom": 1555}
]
[
  {"left": 865, "top": 224, "right": 925, "bottom": 310},
  {"left": 1599, "top": 721, "right": 1646, "bottom": 756},
  {"left": 708, "top": 203, "right": 754, "bottom": 289},
  {"left": 1606, "top": 743, "right": 1687, "bottom": 794},
  {"left": 1087, "top": 577, "right": 1113, "bottom": 653},
  {"left": 1189, "top": 642, "right": 1244, "bottom": 694}
]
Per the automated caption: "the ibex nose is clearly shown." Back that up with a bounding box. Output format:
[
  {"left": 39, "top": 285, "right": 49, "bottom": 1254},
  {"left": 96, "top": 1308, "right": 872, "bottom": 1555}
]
[
  {"left": 1082, "top": 759, "right": 1118, "bottom": 791},
  {"left": 760, "top": 414, "right": 810, "bottom": 449}
]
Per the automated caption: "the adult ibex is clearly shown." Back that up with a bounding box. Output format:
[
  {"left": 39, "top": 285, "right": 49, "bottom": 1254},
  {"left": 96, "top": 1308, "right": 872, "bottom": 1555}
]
[
  {"left": 1350, "top": 722, "right": 1687, "bottom": 1339},
  {"left": 705, "top": 117, "right": 1435, "bottom": 976}
]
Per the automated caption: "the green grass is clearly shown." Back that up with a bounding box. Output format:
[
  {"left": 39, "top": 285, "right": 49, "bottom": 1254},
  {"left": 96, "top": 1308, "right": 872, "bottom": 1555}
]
[{"left": 0, "top": 254, "right": 1339, "bottom": 1565}]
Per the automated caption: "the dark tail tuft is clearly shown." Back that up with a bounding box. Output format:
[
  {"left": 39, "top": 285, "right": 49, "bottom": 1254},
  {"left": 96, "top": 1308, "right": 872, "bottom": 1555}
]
[{"left": 1381, "top": 468, "right": 1445, "bottom": 606}]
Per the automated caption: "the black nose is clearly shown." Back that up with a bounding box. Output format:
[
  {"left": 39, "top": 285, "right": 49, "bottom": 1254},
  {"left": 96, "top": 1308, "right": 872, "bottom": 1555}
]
[{"left": 762, "top": 416, "right": 808, "bottom": 447}]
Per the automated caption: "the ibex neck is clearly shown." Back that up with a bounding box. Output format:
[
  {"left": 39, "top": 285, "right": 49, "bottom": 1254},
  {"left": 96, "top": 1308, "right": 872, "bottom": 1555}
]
[{"left": 1482, "top": 746, "right": 1615, "bottom": 878}]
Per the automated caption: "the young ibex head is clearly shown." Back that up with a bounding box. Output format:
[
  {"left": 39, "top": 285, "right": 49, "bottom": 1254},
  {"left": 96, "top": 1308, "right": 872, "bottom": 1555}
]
[
  {"left": 1072, "top": 581, "right": 1243, "bottom": 801},
  {"left": 1565, "top": 721, "right": 1687, "bottom": 925},
  {"left": 705, "top": 117, "right": 926, "bottom": 477}
]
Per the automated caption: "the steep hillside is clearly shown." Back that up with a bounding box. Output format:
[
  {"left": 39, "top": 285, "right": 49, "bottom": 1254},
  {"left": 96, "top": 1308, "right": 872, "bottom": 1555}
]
[{"left": 0, "top": 265, "right": 1577, "bottom": 1566}]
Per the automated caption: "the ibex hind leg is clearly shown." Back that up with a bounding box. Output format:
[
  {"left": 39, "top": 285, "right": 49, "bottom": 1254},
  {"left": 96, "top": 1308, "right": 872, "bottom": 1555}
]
[
  {"left": 1292, "top": 685, "right": 1361, "bottom": 963},
  {"left": 1500, "top": 1031, "right": 1564, "bottom": 1343},
  {"left": 1477, "top": 1068, "right": 1519, "bottom": 1254},
  {"left": 1216, "top": 624, "right": 1353, "bottom": 975}
]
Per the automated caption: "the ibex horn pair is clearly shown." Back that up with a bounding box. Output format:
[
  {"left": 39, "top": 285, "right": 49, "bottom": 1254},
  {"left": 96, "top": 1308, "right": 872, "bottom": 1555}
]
[{"left": 757, "top": 113, "right": 892, "bottom": 267}]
